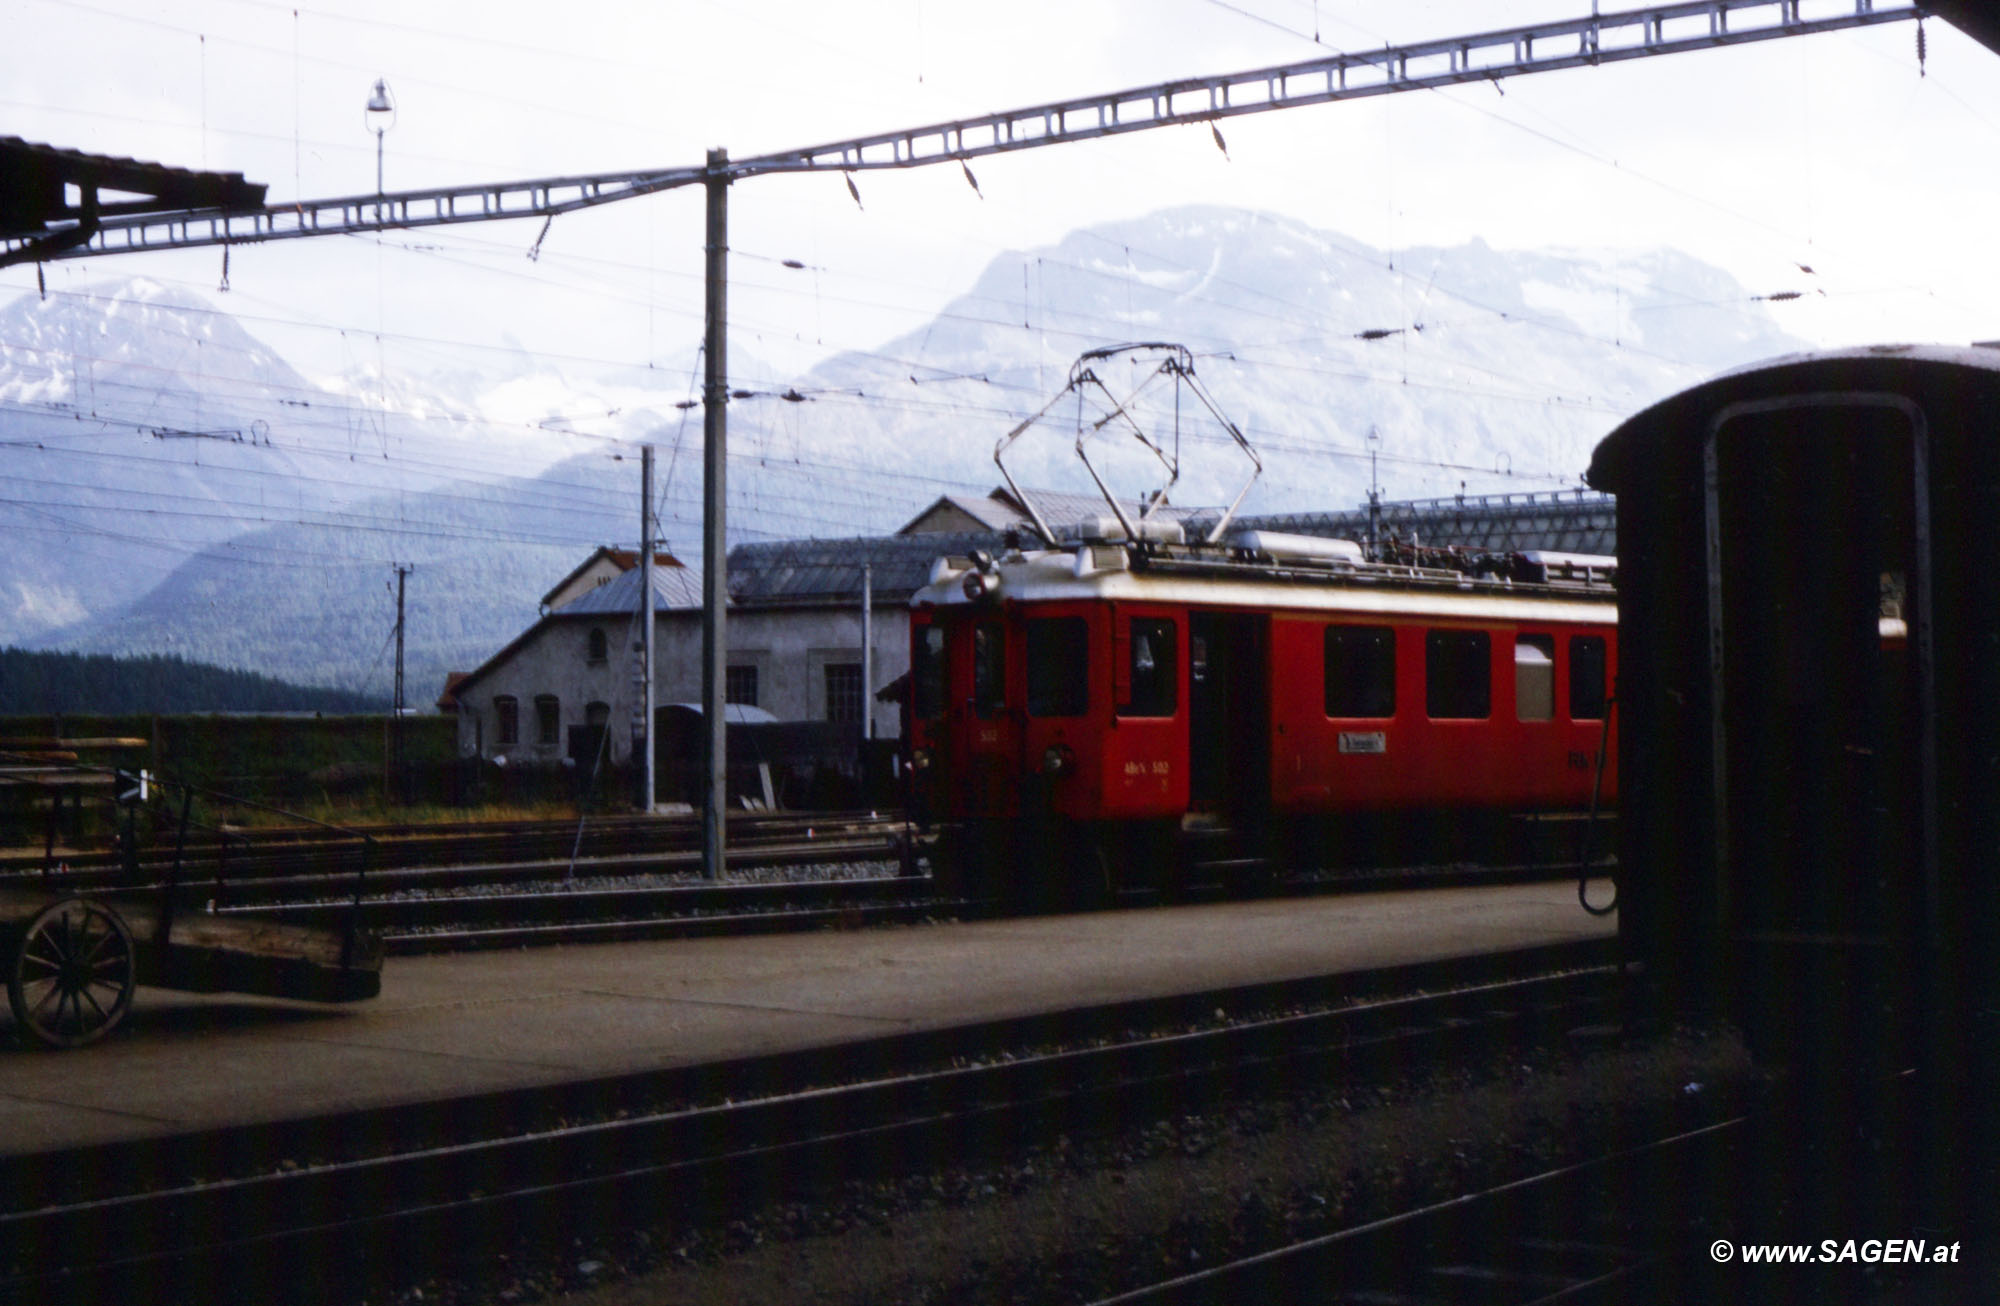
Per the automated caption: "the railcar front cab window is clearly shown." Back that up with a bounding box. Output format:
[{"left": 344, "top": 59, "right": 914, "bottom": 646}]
[
  {"left": 1121, "top": 617, "right": 1178, "bottom": 718},
  {"left": 913, "top": 623, "right": 945, "bottom": 720},
  {"left": 1027, "top": 616, "right": 1089, "bottom": 717},
  {"left": 972, "top": 622, "right": 1006, "bottom": 719}
]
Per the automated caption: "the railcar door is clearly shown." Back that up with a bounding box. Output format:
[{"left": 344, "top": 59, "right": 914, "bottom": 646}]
[
  {"left": 950, "top": 614, "right": 1020, "bottom": 818},
  {"left": 1189, "top": 612, "right": 1270, "bottom": 819},
  {"left": 1705, "top": 395, "right": 1931, "bottom": 1065}
]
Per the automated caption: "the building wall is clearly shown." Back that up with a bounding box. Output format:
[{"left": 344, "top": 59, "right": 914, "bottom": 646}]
[{"left": 453, "top": 603, "right": 910, "bottom": 764}]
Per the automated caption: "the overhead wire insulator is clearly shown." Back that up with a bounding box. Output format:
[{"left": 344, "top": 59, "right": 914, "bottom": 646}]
[{"left": 1917, "top": 19, "right": 1927, "bottom": 77}]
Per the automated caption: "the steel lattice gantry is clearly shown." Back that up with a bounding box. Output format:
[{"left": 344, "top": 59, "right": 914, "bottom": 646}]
[{"left": 0, "top": 0, "right": 1922, "bottom": 265}]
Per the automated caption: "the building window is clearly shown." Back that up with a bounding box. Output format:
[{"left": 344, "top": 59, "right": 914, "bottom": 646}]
[
  {"left": 535, "top": 694, "right": 560, "bottom": 746},
  {"left": 1324, "top": 625, "right": 1395, "bottom": 718},
  {"left": 495, "top": 696, "right": 519, "bottom": 747},
  {"left": 725, "top": 665, "right": 759, "bottom": 707},
  {"left": 587, "top": 627, "right": 608, "bottom": 665},
  {"left": 1515, "top": 635, "right": 1555, "bottom": 722},
  {"left": 1570, "top": 635, "right": 1608, "bottom": 720},
  {"left": 1026, "top": 617, "right": 1089, "bottom": 717},
  {"left": 1426, "top": 629, "right": 1491, "bottom": 720},
  {"left": 913, "top": 623, "right": 944, "bottom": 720},
  {"left": 1120, "top": 618, "right": 1177, "bottom": 718},
  {"left": 824, "top": 663, "right": 864, "bottom": 724},
  {"left": 972, "top": 623, "right": 1006, "bottom": 719}
]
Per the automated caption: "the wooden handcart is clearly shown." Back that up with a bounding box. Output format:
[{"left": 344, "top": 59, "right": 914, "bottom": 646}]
[{"left": 0, "top": 888, "right": 382, "bottom": 1049}]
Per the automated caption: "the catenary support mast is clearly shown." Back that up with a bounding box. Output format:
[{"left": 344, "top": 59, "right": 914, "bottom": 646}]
[{"left": 702, "top": 150, "right": 730, "bottom": 879}]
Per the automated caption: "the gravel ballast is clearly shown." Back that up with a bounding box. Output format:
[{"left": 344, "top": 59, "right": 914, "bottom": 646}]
[{"left": 360, "top": 1025, "right": 1762, "bottom": 1306}]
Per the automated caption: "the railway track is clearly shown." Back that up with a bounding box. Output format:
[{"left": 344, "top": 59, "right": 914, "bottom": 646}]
[
  {"left": 2, "top": 808, "right": 905, "bottom": 884},
  {"left": 0, "top": 942, "right": 1623, "bottom": 1305},
  {"left": 5, "top": 801, "right": 1605, "bottom": 951},
  {"left": 1096, "top": 1074, "right": 1976, "bottom": 1306}
]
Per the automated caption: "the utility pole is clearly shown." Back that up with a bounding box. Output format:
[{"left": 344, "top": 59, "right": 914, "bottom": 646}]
[
  {"left": 392, "top": 563, "right": 410, "bottom": 804},
  {"left": 861, "top": 563, "right": 873, "bottom": 742},
  {"left": 700, "top": 149, "right": 729, "bottom": 880},
  {"left": 640, "top": 444, "right": 656, "bottom": 814}
]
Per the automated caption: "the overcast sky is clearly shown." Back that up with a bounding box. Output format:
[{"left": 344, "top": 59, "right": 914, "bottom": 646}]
[{"left": 7, "top": 1, "right": 1997, "bottom": 407}]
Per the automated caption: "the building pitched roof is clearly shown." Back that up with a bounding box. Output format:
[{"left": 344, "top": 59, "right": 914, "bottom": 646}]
[
  {"left": 727, "top": 532, "right": 1004, "bottom": 604},
  {"left": 896, "top": 493, "right": 1034, "bottom": 535},
  {"left": 561, "top": 560, "right": 706, "bottom": 614},
  {"left": 538, "top": 546, "right": 688, "bottom": 610}
]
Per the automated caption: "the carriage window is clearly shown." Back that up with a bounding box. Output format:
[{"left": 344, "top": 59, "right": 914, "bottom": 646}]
[
  {"left": 1426, "top": 630, "right": 1491, "bottom": 719},
  {"left": 1570, "top": 635, "right": 1608, "bottom": 720},
  {"left": 1121, "top": 618, "right": 1177, "bottom": 717},
  {"left": 972, "top": 622, "right": 1006, "bottom": 718},
  {"left": 1324, "top": 625, "right": 1396, "bottom": 718},
  {"left": 1515, "top": 636, "right": 1555, "bottom": 722},
  {"left": 913, "top": 624, "right": 945, "bottom": 720},
  {"left": 1027, "top": 617, "right": 1089, "bottom": 717}
]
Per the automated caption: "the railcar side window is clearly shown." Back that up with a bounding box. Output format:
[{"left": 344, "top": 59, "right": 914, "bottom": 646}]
[
  {"left": 1570, "top": 635, "right": 1608, "bottom": 720},
  {"left": 972, "top": 623, "right": 1006, "bottom": 718},
  {"left": 1515, "top": 635, "right": 1555, "bottom": 722},
  {"left": 1426, "top": 630, "right": 1491, "bottom": 719},
  {"left": 1324, "top": 625, "right": 1396, "bottom": 718},
  {"left": 1027, "top": 617, "right": 1089, "bottom": 717},
  {"left": 913, "top": 624, "right": 945, "bottom": 720},
  {"left": 1121, "top": 618, "right": 1178, "bottom": 717}
]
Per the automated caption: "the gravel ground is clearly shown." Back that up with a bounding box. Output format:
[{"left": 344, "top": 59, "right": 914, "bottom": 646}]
[{"left": 353, "top": 1024, "right": 1763, "bottom": 1306}]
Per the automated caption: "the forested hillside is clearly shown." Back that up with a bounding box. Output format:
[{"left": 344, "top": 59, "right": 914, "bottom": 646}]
[{"left": 0, "top": 648, "right": 387, "bottom": 715}]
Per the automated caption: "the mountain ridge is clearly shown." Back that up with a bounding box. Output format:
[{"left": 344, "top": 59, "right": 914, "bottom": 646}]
[{"left": 4, "top": 205, "right": 1810, "bottom": 695}]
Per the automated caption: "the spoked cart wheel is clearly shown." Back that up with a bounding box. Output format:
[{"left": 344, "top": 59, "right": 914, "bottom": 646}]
[{"left": 8, "top": 898, "right": 137, "bottom": 1049}]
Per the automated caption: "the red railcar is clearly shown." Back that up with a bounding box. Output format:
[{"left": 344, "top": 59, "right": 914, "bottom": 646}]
[{"left": 907, "top": 523, "right": 1617, "bottom": 898}]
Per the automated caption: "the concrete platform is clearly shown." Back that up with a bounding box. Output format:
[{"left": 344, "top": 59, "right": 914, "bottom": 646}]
[{"left": 0, "top": 879, "right": 1614, "bottom": 1157}]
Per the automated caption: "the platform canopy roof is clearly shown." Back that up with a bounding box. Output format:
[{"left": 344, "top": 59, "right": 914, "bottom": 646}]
[{"left": 0, "top": 136, "right": 266, "bottom": 266}]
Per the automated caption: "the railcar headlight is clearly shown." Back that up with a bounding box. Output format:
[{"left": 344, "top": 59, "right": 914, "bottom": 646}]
[
  {"left": 1041, "top": 744, "right": 1074, "bottom": 776},
  {"left": 961, "top": 570, "right": 994, "bottom": 601},
  {"left": 912, "top": 747, "right": 934, "bottom": 771}
]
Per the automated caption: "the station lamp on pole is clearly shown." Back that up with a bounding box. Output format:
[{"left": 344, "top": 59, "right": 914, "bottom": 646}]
[{"left": 365, "top": 78, "right": 396, "bottom": 195}]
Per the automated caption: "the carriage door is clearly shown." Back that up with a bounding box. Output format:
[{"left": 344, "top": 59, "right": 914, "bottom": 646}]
[
  {"left": 1705, "top": 395, "right": 1932, "bottom": 1052},
  {"left": 1189, "top": 612, "right": 1270, "bottom": 816}
]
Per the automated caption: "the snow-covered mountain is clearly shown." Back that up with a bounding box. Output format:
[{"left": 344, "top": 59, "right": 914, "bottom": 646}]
[
  {"left": 770, "top": 209, "right": 1805, "bottom": 516},
  {"left": 4, "top": 207, "right": 1812, "bottom": 691}
]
